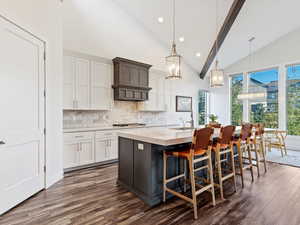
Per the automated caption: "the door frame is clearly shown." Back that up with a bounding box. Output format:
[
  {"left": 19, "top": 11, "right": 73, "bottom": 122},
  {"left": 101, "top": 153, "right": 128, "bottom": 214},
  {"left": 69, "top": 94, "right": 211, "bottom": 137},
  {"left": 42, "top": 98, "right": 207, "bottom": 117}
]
[{"left": 0, "top": 14, "right": 47, "bottom": 188}]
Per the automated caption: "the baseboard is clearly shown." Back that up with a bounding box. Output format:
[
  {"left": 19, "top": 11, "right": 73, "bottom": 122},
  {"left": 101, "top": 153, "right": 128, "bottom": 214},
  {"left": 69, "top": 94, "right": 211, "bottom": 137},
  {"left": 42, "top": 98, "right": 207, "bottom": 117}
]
[{"left": 46, "top": 171, "right": 63, "bottom": 189}]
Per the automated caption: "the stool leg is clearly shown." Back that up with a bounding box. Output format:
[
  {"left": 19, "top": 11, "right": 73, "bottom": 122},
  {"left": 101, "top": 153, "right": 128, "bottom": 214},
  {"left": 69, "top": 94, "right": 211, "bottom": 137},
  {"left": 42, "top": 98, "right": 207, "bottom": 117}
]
[
  {"left": 163, "top": 152, "right": 167, "bottom": 203},
  {"left": 247, "top": 144, "right": 254, "bottom": 182},
  {"left": 216, "top": 148, "right": 224, "bottom": 200},
  {"left": 207, "top": 150, "right": 216, "bottom": 206},
  {"left": 260, "top": 140, "right": 267, "bottom": 173},
  {"left": 184, "top": 159, "right": 187, "bottom": 193},
  {"left": 237, "top": 143, "right": 244, "bottom": 188},
  {"left": 254, "top": 143, "right": 260, "bottom": 177},
  {"left": 230, "top": 144, "right": 237, "bottom": 192},
  {"left": 188, "top": 156, "right": 198, "bottom": 220}
]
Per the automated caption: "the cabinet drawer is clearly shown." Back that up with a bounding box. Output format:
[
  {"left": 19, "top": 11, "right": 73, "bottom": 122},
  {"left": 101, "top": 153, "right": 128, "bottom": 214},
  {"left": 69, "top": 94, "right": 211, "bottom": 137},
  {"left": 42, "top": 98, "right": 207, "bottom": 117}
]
[
  {"left": 95, "top": 130, "right": 117, "bottom": 139},
  {"left": 64, "top": 132, "right": 94, "bottom": 142}
]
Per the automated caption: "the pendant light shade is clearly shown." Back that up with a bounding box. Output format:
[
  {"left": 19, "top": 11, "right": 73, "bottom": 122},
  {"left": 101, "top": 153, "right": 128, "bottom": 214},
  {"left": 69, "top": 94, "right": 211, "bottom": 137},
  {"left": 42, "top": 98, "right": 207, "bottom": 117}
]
[
  {"left": 165, "top": 0, "right": 182, "bottom": 80},
  {"left": 166, "top": 44, "right": 182, "bottom": 79},
  {"left": 210, "top": 0, "right": 224, "bottom": 87}
]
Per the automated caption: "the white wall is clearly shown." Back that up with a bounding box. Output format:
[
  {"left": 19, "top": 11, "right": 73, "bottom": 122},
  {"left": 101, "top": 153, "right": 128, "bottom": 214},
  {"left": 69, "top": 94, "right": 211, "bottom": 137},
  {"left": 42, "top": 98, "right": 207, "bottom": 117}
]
[
  {"left": 216, "top": 27, "right": 300, "bottom": 150},
  {"left": 0, "top": 0, "right": 64, "bottom": 187},
  {"left": 62, "top": 0, "right": 209, "bottom": 125}
]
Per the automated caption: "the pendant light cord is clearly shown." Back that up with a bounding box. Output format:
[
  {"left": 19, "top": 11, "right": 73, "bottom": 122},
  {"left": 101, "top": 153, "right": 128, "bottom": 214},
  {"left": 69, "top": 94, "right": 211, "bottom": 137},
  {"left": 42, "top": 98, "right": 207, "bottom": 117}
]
[
  {"left": 215, "top": 0, "right": 219, "bottom": 67},
  {"left": 173, "top": 0, "right": 176, "bottom": 45}
]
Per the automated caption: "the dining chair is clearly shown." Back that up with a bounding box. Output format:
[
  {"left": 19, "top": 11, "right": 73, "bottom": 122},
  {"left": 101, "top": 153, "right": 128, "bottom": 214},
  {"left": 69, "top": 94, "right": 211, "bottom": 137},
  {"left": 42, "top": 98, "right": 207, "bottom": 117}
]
[
  {"left": 212, "top": 125, "right": 237, "bottom": 200},
  {"left": 163, "top": 127, "right": 216, "bottom": 220},
  {"left": 266, "top": 130, "right": 287, "bottom": 157}
]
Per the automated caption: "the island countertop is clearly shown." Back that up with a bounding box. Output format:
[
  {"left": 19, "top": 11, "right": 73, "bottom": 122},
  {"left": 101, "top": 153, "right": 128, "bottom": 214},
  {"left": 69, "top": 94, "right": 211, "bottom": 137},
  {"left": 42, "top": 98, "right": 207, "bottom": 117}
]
[{"left": 117, "top": 127, "right": 196, "bottom": 146}]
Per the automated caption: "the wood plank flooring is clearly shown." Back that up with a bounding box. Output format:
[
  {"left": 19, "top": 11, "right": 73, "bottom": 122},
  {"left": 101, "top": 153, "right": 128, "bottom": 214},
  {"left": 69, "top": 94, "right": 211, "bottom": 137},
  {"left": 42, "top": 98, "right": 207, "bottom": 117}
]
[{"left": 1, "top": 162, "right": 300, "bottom": 225}]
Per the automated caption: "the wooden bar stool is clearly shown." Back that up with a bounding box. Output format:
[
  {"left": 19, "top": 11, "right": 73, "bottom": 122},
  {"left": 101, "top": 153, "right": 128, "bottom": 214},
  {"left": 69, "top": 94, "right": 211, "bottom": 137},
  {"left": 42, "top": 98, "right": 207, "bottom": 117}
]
[
  {"left": 232, "top": 123, "right": 254, "bottom": 188},
  {"left": 213, "top": 125, "right": 237, "bottom": 200},
  {"left": 163, "top": 127, "right": 216, "bottom": 220},
  {"left": 250, "top": 124, "right": 267, "bottom": 176}
]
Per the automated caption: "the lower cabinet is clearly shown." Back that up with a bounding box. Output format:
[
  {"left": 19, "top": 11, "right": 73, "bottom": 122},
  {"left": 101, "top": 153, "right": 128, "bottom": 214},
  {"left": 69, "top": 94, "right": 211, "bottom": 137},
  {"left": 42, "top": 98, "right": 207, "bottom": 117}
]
[
  {"left": 63, "top": 131, "right": 118, "bottom": 170},
  {"left": 64, "top": 138, "right": 94, "bottom": 169}
]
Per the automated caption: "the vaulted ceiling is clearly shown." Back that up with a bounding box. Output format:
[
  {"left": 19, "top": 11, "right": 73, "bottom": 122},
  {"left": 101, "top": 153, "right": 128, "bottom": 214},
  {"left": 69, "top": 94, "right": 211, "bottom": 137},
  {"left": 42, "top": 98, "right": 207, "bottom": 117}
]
[
  {"left": 113, "top": 0, "right": 300, "bottom": 74},
  {"left": 113, "top": 0, "right": 234, "bottom": 73}
]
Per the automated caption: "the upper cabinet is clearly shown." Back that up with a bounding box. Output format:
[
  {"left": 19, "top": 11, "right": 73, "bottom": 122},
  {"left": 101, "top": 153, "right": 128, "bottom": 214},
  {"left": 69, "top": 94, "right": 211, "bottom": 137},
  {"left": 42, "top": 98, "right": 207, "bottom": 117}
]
[
  {"left": 138, "top": 70, "right": 167, "bottom": 112},
  {"left": 112, "top": 57, "right": 152, "bottom": 101},
  {"left": 63, "top": 52, "right": 112, "bottom": 110}
]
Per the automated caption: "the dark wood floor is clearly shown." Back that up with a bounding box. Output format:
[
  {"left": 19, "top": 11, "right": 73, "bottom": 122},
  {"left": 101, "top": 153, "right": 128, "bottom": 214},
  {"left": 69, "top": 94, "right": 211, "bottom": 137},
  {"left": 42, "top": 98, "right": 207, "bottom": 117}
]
[{"left": 1, "top": 162, "right": 300, "bottom": 225}]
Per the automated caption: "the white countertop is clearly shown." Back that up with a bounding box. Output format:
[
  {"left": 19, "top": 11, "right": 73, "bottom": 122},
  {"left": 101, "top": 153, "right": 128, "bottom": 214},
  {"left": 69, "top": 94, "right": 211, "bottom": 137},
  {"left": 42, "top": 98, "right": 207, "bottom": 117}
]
[
  {"left": 117, "top": 127, "right": 195, "bottom": 146},
  {"left": 117, "top": 126, "right": 278, "bottom": 146},
  {"left": 63, "top": 124, "right": 179, "bottom": 133}
]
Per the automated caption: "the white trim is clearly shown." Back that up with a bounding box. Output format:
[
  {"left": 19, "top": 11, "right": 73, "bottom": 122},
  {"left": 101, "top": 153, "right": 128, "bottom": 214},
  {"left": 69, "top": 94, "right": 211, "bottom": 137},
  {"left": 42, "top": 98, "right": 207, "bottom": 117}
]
[{"left": 45, "top": 172, "right": 63, "bottom": 189}]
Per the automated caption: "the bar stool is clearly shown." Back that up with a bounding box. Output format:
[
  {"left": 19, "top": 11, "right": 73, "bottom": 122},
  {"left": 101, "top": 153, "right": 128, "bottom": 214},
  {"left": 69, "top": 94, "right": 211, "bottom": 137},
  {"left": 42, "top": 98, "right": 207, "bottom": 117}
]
[
  {"left": 213, "top": 125, "right": 237, "bottom": 200},
  {"left": 250, "top": 124, "right": 267, "bottom": 176},
  {"left": 232, "top": 123, "right": 254, "bottom": 188},
  {"left": 163, "top": 127, "right": 215, "bottom": 220},
  {"left": 266, "top": 130, "right": 287, "bottom": 157},
  {"left": 206, "top": 123, "right": 221, "bottom": 128}
]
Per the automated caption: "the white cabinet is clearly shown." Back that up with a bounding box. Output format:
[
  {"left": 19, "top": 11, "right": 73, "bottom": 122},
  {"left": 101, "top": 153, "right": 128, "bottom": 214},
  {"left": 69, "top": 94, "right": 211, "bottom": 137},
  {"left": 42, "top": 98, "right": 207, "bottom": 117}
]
[
  {"left": 95, "top": 131, "right": 118, "bottom": 162},
  {"left": 64, "top": 130, "right": 118, "bottom": 170},
  {"left": 75, "top": 58, "right": 90, "bottom": 109},
  {"left": 90, "top": 61, "right": 112, "bottom": 110},
  {"left": 138, "top": 71, "right": 166, "bottom": 112},
  {"left": 63, "top": 56, "right": 76, "bottom": 109},
  {"left": 63, "top": 53, "right": 112, "bottom": 110},
  {"left": 63, "top": 132, "right": 95, "bottom": 169}
]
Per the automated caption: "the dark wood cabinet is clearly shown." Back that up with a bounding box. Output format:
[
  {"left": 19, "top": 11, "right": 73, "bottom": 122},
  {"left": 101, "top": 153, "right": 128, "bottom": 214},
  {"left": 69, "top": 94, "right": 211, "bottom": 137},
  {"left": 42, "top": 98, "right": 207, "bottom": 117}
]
[{"left": 112, "top": 57, "right": 152, "bottom": 101}]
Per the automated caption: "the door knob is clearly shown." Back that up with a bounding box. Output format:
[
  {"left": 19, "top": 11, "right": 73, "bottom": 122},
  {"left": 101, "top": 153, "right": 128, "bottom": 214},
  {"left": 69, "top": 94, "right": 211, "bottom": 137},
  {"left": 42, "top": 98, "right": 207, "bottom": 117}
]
[{"left": 0, "top": 141, "right": 5, "bottom": 145}]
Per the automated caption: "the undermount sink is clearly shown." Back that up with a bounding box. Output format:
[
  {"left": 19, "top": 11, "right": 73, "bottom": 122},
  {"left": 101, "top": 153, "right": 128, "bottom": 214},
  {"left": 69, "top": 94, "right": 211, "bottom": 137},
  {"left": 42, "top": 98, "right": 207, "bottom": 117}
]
[{"left": 170, "top": 127, "right": 195, "bottom": 131}]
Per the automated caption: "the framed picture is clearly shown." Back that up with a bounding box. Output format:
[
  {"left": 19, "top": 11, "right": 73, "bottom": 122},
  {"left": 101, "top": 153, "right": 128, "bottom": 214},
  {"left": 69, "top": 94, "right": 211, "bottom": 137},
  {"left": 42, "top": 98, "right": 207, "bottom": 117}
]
[{"left": 176, "top": 96, "right": 192, "bottom": 112}]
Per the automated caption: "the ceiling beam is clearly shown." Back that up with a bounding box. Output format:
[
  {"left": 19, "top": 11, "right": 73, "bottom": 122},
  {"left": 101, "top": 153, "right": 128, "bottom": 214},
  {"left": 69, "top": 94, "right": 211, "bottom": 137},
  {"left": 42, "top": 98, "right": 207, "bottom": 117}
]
[{"left": 199, "top": 0, "right": 246, "bottom": 79}]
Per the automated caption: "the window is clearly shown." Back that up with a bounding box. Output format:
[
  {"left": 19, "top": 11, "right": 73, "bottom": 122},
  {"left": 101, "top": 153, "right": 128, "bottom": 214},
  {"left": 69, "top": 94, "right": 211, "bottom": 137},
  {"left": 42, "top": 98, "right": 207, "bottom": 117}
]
[
  {"left": 198, "top": 90, "right": 209, "bottom": 125},
  {"left": 249, "top": 68, "right": 279, "bottom": 128},
  {"left": 231, "top": 74, "right": 243, "bottom": 126},
  {"left": 287, "top": 64, "right": 300, "bottom": 135}
]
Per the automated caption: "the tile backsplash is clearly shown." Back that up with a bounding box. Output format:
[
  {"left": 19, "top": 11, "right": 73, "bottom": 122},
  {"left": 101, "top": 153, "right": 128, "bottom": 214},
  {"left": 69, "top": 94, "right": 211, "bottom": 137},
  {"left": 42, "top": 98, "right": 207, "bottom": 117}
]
[{"left": 63, "top": 101, "right": 192, "bottom": 128}]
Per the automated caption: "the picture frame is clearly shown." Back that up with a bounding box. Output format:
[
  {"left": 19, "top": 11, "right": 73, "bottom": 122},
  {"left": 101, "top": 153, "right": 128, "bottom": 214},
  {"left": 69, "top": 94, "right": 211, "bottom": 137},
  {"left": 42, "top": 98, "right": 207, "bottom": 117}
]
[{"left": 176, "top": 96, "right": 192, "bottom": 112}]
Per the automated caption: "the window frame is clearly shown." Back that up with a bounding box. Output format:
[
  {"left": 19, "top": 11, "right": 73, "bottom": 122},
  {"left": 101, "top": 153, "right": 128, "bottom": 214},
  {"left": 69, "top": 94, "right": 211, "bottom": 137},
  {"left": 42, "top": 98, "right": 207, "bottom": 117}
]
[
  {"left": 285, "top": 63, "right": 300, "bottom": 136},
  {"left": 198, "top": 89, "right": 210, "bottom": 125}
]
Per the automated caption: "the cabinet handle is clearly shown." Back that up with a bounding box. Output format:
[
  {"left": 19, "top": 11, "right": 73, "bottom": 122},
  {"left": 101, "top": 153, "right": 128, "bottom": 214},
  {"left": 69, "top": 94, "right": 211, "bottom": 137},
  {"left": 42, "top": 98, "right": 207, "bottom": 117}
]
[
  {"left": 75, "top": 136, "right": 84, "bottom": 138},
  {"left": 0, "top": 141, "right": 5, "bottom": 145}
]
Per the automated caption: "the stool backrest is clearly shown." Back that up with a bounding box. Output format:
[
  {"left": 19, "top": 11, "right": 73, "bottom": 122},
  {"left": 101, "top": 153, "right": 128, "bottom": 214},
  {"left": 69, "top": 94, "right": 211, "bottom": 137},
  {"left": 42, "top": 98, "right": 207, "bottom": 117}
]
[
  {"left": 240, "top": 123, "right": 253, "bottom": 141},
  {"left": 254, "top": 123, "right": 264, "bottom": 136},
  {"left": 191, "top": 127, "right": 214, "bottom": 150},
  {"left": 219, "top": 125, "right": 236, "bottom": 145}
]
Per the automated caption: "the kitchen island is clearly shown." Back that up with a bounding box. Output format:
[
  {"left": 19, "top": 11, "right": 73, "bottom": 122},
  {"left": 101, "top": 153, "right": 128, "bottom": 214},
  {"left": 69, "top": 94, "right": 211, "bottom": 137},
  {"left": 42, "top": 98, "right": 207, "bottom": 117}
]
[{"left": 117, "top": 127, "right": 195, "bottom": 206}]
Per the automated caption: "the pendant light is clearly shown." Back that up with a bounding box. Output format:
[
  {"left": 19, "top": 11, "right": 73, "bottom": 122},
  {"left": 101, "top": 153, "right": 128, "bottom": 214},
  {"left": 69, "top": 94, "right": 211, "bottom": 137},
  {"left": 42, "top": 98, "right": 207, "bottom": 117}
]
[
  {"left": 237, "top": 37, "right": 267, "bottom": 100},
  {"left": 210, "top": 0, "right": 225, "bottom": 87},
  {"left": 165, "top": 0, "right": 182, "bottom": 80}
]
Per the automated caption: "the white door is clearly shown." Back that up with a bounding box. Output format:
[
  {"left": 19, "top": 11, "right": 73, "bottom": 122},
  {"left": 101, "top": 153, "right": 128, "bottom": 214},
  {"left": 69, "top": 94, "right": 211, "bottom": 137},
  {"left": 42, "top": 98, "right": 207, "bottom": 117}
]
[
  {"left": 75, "top": 58, "right": 90, "bottom": 109},
  {"left": 0, "top": 17, "right": 45, "bottom": 215}
]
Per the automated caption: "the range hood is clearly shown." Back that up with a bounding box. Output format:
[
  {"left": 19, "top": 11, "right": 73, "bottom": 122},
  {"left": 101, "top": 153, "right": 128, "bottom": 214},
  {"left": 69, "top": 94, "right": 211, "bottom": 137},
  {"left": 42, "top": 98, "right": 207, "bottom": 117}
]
[{"left": 112, "top": 57, "right": 152, "bottom": 101}]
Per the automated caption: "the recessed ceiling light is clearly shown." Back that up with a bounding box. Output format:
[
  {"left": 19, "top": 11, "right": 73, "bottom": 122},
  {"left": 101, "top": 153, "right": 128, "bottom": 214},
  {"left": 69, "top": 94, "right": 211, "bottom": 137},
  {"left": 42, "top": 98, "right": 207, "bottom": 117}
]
[
  {"left": 158, "top": 17, "right": 164, "bottom": 23},
  {"left": 195, "top": 52, "right": 201, "bottom": 57},
  {"left": 179, "top": 37, "right": 185, "bottom": 42}
]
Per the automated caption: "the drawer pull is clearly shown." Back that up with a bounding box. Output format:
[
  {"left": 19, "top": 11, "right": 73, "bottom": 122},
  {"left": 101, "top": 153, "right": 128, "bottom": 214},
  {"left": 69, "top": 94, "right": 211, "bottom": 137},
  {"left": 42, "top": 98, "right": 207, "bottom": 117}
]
[
  {"left": 0, "top": 141, "right": 5, "bottom": 145},
  {"left": 75, "top": 136, "right": 84, "bottom": 138},
  {"left": 138, "top": 143, "right": 144, "bottom": 151}
]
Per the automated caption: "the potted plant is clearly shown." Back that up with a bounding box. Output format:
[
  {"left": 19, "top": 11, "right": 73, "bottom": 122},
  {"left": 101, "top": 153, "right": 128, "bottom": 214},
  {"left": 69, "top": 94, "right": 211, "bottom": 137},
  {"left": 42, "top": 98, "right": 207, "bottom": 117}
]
[{"left": 209, "top": 114, "right": 218, "bottom": 124}]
